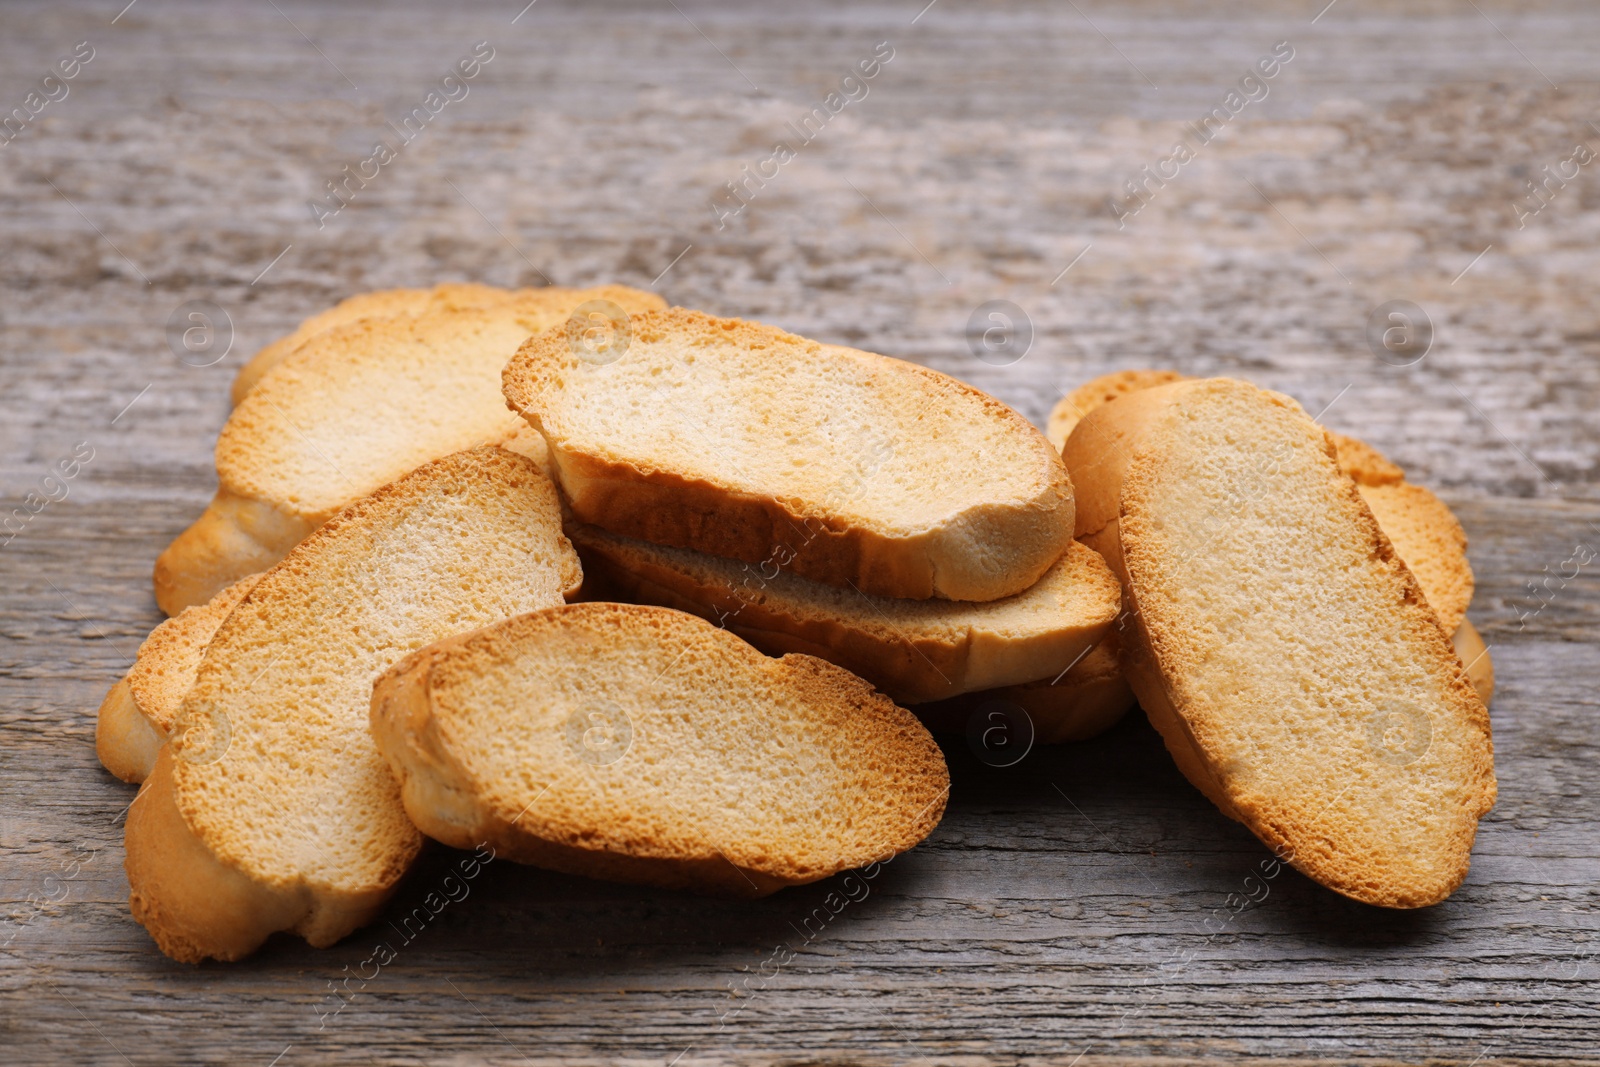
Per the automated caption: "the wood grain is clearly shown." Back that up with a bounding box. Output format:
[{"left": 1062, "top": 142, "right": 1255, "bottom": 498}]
[{"left": 2, "top": 1, "right": 1598, "bottom": 1063}]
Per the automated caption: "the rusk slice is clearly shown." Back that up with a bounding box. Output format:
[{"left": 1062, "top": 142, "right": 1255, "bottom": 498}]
[
  {"left": 1051, "top": 369, "right": 1476, "bottom": 647},
  {"left": 96, "top": 575, "right": 260, "bottom": 784},
  {"left": 569, "top": 524, "right": 1120, "bottom": 704},
  {"left": 369, "top": 603, "right": 950, "bottom": 896},
  {"left": 125, "top": 448, "right": 582, "bottom": 962},
  {"left": 503, "top": 308, "right": 1075, "bottom": 601},
  {"left": 230, "top": 283, "right": 664, "bottom": 404},
  {"left": 1064, "top": 378, "right": 1495, "bottom": 908},
  {"left": 155, "top": 288, "right": 656, "bottom": 616}
]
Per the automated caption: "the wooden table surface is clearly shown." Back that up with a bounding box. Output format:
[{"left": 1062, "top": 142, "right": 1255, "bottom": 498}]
[{"left": 3, "top": 1, "right": 1598, "bottom": 1063}]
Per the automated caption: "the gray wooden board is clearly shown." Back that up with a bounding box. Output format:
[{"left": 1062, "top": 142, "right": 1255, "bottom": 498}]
[{"left": 1, "top": 0, "right": 1598, "bottom": 1062}]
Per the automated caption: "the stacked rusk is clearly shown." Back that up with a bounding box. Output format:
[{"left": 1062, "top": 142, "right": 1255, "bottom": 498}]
[
  {"left": 500, "top": 308, "right": 1128, "bottom": 742},
  {"left": 96, "top": 294, "right": 1499, "bottom": 966},
  {"left": 108, "top": 298, "right": 1088, "bottom": 961}
]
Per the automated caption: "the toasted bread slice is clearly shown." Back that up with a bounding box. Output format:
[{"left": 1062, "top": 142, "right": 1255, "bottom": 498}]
[
  {"left": 230, "top": 284, "right": 664, "bottom": 404},
  {"left": 1453, "top": 619, "right": 1495, "bottom": 705},
  {"left": 125, "top": 448, "right": 582, "bottom": 962},
  {"left": 913, "top": 629, "right": 1136, "bottom": 744},
  {"left": 569, "top": 524, "right": 1119, "bottom": 704},
  {"left": 1050, "top": 370, "right": 1472, "bottom": 634},
  {"left": 155, "top": 289, "right": 657, "bottom": 616},
  {"left": 503, "top": 308, "right": 1074, "bottom": 602},
  {"left": 369, "top": 602, "right": 949, "bottom": 896},
  {"left": 1064, "top": 378, "right": 1495, "bottom": 908},
  {"left": 96, "top": 575, "right": 261, "bottom": 784}
]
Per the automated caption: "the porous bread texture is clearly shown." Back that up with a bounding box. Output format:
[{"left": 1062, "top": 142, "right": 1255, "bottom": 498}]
[
  {"left": 1046, "top": 369, "right": 1188, "bottom": 451},
  {"left": 369, "top": 603, "right": 950, "bottom": 896},
  {"left": 125, "top": 447, "right": 582, "bottom": 962},
  {"left": 1049, "top": 371, "right": 1484, "bottom": 729},
  {"left": 1065, "top": 378, "right": 1495, "bottom": 908},
  {"left": 96, "top": 575, "right": 261, "bottom": 784},
  {"left": 155, "top": 293, "right": 653, "bottom": 615},
  {"left": 1453, "top": 619, "right": 1495, "bottom": 705},
  {"left": 1357, "top": 481, "right": 1473, "bottom": 634},
  {"left": 230, "top": 283, "right": 665, "bottom": 404},
  {"left": 497, "top": 421, "right": 554, "bottom": 477},
  {"left": 913, "top": 629, "right": 1136, "bottom": 745},
  {"left": 503, "top": 307, "right": 1075, "bottom": 602},
  {"left": 568, "top": 523, "right": 1120, "bottom": 704},
  {"left": 1051, "top": 368, "right": 1473, "bottom": 637}
]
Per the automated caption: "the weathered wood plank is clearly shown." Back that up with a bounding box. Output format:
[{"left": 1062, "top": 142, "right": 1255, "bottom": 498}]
[{"left": 3, "top": 1, "right": 1599, "bottom": 1063}]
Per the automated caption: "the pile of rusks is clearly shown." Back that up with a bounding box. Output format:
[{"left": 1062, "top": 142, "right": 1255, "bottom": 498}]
[{"left": 94, "top": 282, "right": 1496, "bottom": 963}]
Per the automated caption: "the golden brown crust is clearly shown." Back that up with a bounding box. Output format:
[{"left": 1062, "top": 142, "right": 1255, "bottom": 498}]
[
  {"left": 1058, "top": 373, "right": 1422, "bottom": 534},
  {"left": 127, "top": 576, "right": 260, "bottom": 737},
  {"left": 1096, "top": 513, "right": 1245, "bottom": 822},
  {"left": 125, "top": 749, "right": 332, "bottom": 963},
  {"left": 1002, "top": 629, "right": 1136, "bottom": 743},
  {"left": 1062, "top": 380, "right": 1196, "bottom": 541},
  {"left": 153, "top": 492, "right": 315, "bottom": 616},
  {"left": 1056, "top": 372, "right": 1409, "bottom": 495},
  {"left": 1071, "top": 378, "right": 1495, "bottom": 908},
  {"left": 505, "top": 308, "right": 1075, "bottom": 602},
  {"left": 1330, "top": 431, "right": 1406, "bottom": 486},
  {"left": 232, "top": 285, "right": 453, "bottom": 405},
  {"left": 370, "top": 603, "right": 950, "bottom": 896},
  {"left": 126, "top": 448, "right": 581, "bottom": 962},
  {"left": 569, "top": 524, "right": 1120, "bottom": 704},
  {"left": 95, "top": 679, "right": 162, "bottom": 785},
  {"left": 369, "top": 640, "right": 796, "bottom": 898},
  {"left": 1056, "top": 371, "right": 1478, "bottom": 780}
]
